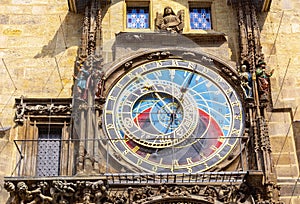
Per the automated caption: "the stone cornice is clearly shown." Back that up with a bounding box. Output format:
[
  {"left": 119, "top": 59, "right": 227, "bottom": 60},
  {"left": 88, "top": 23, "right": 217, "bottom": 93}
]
[{"left": 227, "top": 0, "right": 272, "bottom": 12}]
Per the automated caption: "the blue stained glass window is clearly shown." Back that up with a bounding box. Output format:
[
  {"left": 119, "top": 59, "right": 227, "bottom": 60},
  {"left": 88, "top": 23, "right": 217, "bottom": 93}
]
[
  {"left": 190, "top": 7, "right": 212, "bottom": 30},
  {"left": 127, "top": 7, "right": 149, "bottom": 29}
]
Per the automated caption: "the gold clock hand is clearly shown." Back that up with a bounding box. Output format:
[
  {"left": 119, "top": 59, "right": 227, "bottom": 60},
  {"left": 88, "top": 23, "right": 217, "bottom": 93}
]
[
  {"left": 153, "top": 92, "right": 173, "bottom": 114},
  {"left": 168, "top": 68, "right": 196, "bottom": 130},
  {"left": 137, "top": 74, "right": 174, "bottom": 114},
  {"left": 179, "top": 67, "right": 196, "bottom": 100}
]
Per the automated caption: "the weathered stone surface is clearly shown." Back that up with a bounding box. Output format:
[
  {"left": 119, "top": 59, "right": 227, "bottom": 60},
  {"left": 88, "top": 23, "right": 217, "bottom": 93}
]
[
  {"left": 0, "top": 0, "right": 300, "bottom": 202},
  {"left": 272, "top": 153, "right": 298, "bottom": 166},
  {"left": 269, "top": 122, "right": 293, "bottom": 136},
  {"left": 0, "top": 141, "right": 15, "bottom": 203},
  {"left": 270, "top": 136, "right": 296, "bottom": 152},
  {"left": 0, "top": 15, "right": 9, "bottom": 24},
  {"left": 275, "top": 164, "right": 299, "bottom": 178},
  {"left": 0, "top": 6, "right": 77, "bottom": 201}
]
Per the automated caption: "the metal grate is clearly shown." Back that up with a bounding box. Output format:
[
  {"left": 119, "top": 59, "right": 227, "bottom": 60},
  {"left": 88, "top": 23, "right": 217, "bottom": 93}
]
[
  {"left": 105, "top": 172, "right": 247, "bottom": 185},
  {"left": 36, "top": 130, "right": 61, "bottom": 177}
]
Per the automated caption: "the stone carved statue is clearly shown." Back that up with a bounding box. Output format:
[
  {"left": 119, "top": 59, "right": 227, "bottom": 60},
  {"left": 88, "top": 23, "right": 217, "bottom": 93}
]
[
  {"left": 155, "top": 6, "right": 184, "bottom": 33},
  {"left": 73, "top": 64, "right": 90, "bottom": 100},
  {"left": 3, "top": 179, "right": 259, "bottom": 204},
  {"left": 50, "top": 180, "right": 76, "bottom": 203},
  {"left": 204, "top": 184, "right": 240, "bottom": 203},
  {"left": 92, "top": 180, "right": 109, "bottom": 203},
  {"left": 4, "top": 181, "right": 53, "bottom": 204},
  {"left": 239, "top": 64, "right": 252, "bottom": 98},
  {"left": 256, "top": 60, "right": 274, "bottom": 101}
]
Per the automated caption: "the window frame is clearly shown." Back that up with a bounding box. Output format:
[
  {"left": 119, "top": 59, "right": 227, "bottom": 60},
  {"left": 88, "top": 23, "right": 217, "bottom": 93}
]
[
  {"left": 36, "top": 126, "right": 62, "bottom": 177},
  {"left": 188, "top": 1, "right": 214, "bottom": 31},
  {"left": 12, "top": 98, "right": 73, "bottom": 177},
  {"left": 124, "top": 0, "right": 151, "bottom": 31}
]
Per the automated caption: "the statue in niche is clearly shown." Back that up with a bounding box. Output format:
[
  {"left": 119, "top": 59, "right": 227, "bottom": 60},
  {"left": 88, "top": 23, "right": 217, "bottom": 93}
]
[
  {"left": 74, "top": 55, "right": 104, "bottom": 101},
  {"left": 256, "top": 60, "right": 274, "bottom": 101},
  {"left": 73, "top": 64, "right": 90, "bottom": 100},
  {"left": 239, "top": 64, "right": 252, "bottom": 98},
  {"left": 155, "top": 6, "right": 184, "bottom": 33}
]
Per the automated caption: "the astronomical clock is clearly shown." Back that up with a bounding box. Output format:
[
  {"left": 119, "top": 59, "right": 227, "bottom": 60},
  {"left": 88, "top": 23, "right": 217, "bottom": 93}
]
[
  {"left": 100, "top": 49, "right": 245, "bottom": 174},
  {"left": 4, "top": 1, "right": 283, "bottom": 203}
]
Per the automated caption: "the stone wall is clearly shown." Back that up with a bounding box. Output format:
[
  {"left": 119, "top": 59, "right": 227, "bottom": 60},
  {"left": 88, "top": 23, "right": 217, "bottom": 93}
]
[
  {"left": 102, "top": 0, "right": 238, "bottom": 63},
  {"left": 0, "top": 0, "right": 299, "bottom": 203},
  {"left": 259, "top": 0, "right": 300, "bottom": 203},
  {"left": 0, "top": 0, "right": 81, "bottom": 202}
]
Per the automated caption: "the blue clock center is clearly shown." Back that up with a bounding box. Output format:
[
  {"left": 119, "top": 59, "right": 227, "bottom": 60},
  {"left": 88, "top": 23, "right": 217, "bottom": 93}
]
[{"left": 132, "top": 92, "right": 183, "bottom": 135}]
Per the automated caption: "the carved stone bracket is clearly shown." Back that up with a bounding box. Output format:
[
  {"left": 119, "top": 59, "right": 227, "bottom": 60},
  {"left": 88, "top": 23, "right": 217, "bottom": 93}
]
[
  {"left": 14, "top": 97, "right": 72, "bottom": 124},
  {"left": 4, "top": 176, "right": 254, "bottom": 204}
]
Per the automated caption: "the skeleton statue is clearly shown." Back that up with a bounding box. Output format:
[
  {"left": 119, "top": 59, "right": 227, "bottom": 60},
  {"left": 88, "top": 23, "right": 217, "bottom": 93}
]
[{"left": 239, "top": 64, "right": 252, "bottom": 98}]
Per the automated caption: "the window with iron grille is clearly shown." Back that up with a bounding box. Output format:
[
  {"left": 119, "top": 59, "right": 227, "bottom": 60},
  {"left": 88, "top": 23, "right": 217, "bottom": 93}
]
[
  {"left": 189, "top": 2, "right": 212, "bottom": 30},
  {"left": 126, "top": 1, "right": 150, "bottom": 29},
  {"left": 36, "top": 127, "right": 62, "bottom": 176}
]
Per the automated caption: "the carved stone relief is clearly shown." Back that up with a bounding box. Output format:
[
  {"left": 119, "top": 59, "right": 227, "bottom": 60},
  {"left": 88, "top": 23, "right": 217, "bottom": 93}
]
[{"left": 4, "top": 180, "right": 255, "bottom": 204}]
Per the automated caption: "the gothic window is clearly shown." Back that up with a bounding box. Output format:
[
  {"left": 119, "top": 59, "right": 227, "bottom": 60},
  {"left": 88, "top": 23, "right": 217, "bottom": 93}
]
[
  {"left": 189, "top": 2, "right": 212, "bottom": 30},
  {"left": 36, "top": 127, "right": 62, "bottom": 177},
  {"left": 126, "top": 1, "right": 150, "bottom": 29}
]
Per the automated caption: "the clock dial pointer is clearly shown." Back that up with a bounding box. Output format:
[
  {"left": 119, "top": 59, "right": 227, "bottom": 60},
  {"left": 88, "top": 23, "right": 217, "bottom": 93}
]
[
  {"left": 170, "top": 68, "right": 196, "bottom": 120},
  {"left": 163, "top": 69, "right": 196, "bottom": 135},
  {"left": 137, "top": 74, "right": 173, "bottom": 114},
  {"left": 179, "top": 67, "right": 196, "bottom": 99}
]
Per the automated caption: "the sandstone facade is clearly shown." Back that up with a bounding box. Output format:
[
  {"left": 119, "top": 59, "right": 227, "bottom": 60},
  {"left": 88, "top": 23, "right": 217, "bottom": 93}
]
[{"left": 0, "top": 0, "right": 299, "bottom": 203}]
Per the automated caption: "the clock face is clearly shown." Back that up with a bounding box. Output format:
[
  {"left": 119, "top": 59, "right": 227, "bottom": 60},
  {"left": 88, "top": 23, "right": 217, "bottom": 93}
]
[{"left": 103, "top": 59, "right": 244, "bottom": 173}]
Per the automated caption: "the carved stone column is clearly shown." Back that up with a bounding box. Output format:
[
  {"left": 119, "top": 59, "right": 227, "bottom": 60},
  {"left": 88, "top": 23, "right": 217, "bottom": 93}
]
[{"left": 73, "top": 0, "right": 104, "bottom": 175}]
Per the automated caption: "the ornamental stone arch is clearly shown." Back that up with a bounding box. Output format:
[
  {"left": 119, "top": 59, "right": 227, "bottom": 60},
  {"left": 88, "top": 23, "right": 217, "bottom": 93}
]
[{"left": 134, "top": 196, "right": 214, "bottom": 204}]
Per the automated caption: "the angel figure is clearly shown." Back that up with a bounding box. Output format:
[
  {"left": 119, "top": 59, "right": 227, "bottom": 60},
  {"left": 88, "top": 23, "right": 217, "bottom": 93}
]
[{"left": 155, "top": 6, "right": 184, "bottom": 33}]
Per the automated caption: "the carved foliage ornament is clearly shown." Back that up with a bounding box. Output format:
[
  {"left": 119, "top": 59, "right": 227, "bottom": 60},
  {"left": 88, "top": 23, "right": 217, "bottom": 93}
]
[{"left": 15, "top": 103, "right": 72, "bottom": 124}]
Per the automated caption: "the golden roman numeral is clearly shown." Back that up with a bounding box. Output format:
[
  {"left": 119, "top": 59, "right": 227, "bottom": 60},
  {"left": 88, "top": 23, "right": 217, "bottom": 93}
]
[
  {"left": 105, "top": 110, "right": 113, "bottom": 115},
  {"left": 231, "top": 101, "right": 240, "bottom": 107},
  {"left": 173, "top": 160, "right": 179, "bottom": 166},
  {"left": 108, "top": 95, "right": 116, "bottom": 101},
  {"left": 106, "top": 124, "right": 114, "bottom": 129},
  {"left": 225, "top": 89, "right": 233, "bottom": 94},
  {"left": 186, "top": 157, "right": 193, "bottom": 165},
  {"left": 231, "top": 128, "right": 240, "bottom": 135},
  {"left": 137, "top": 158, "right": 143, "bottom": 166},
  {"left": 145, "top": 153, "right": 151, "bottom": 160},
  {"left": 234, "top": 113, "right": 242, "bottom": 121},
  {"left": 132, "top": 146, "right": 139, "bottom": 153}
]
